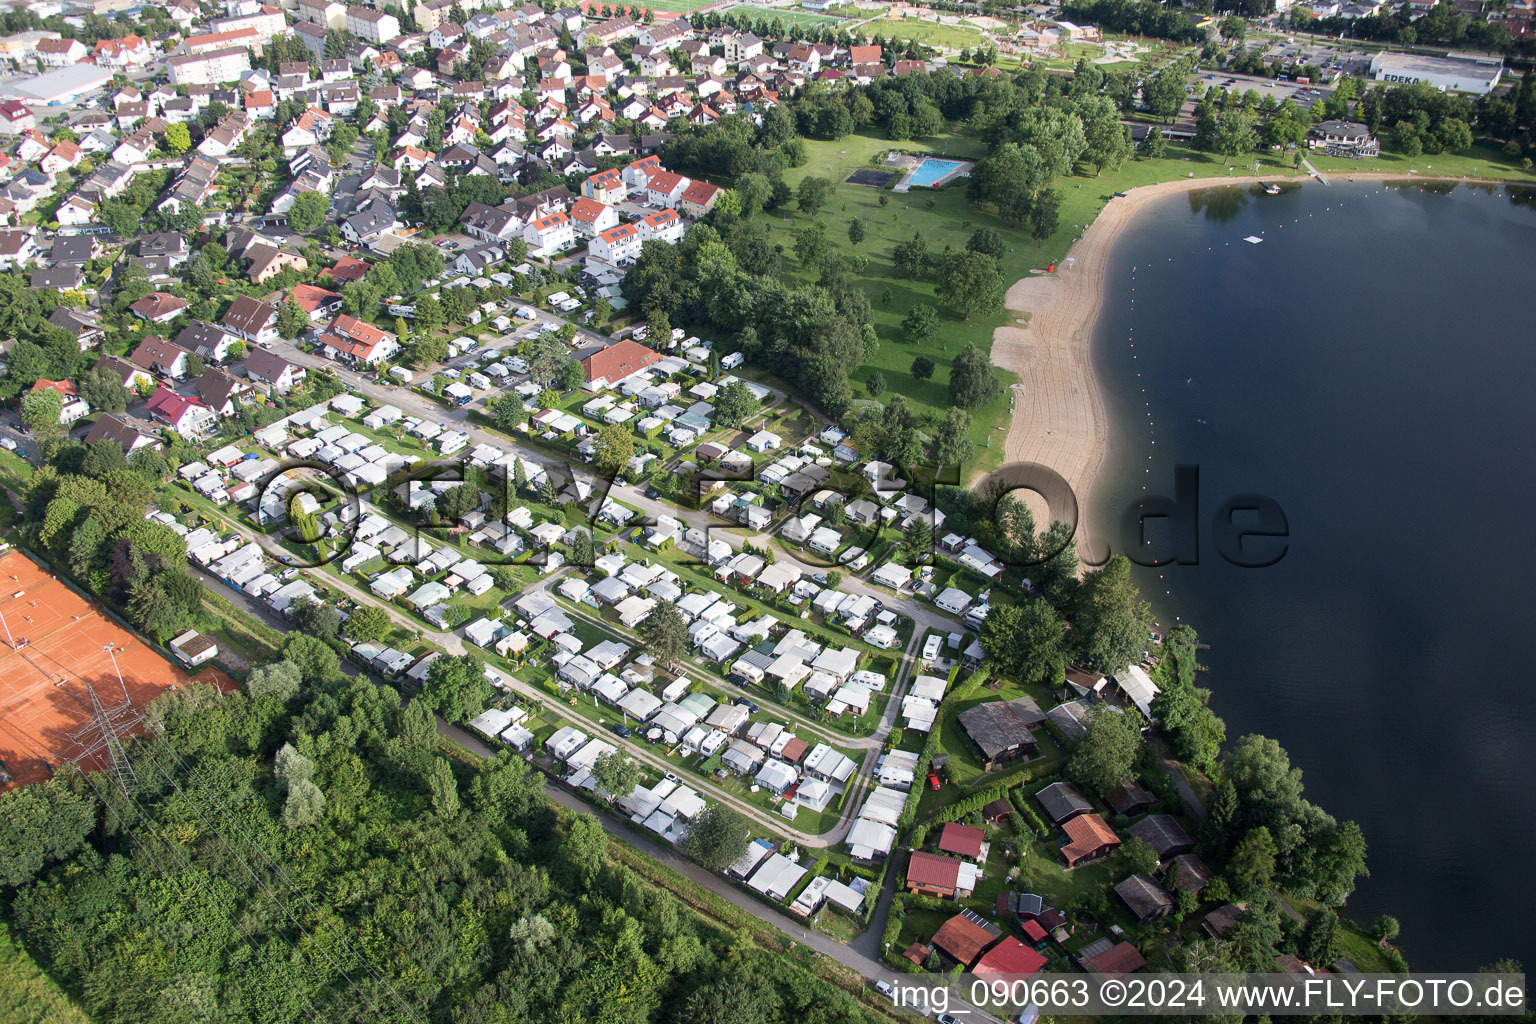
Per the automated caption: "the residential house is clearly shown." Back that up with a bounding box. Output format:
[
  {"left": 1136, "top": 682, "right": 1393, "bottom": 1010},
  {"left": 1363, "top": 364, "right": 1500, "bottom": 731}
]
[
  {"left": 130, "top": 292, "right": 191, "bottom": 325},
  {"left": 221, "top": 295, "right": 280, "bottom": 345},
  {"left": 322, "top": 313, "right": 399, "bottom": 366},
  {"left": 146, "top": 386, "right": 218, "bottom": 439}
]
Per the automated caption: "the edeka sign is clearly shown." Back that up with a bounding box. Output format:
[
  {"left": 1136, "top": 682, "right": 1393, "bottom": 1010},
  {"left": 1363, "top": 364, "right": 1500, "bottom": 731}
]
[{"left": 252, "top": 454, "right": 1287, "bottom": 573}]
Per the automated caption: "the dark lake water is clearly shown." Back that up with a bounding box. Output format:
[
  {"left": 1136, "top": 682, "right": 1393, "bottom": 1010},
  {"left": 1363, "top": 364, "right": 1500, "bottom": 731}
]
[{"left": 1087, "top": 179, "right": 1536, "bottom": 970}]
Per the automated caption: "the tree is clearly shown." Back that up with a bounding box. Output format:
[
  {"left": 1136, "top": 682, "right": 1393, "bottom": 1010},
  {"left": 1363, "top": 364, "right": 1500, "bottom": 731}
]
[
  {"left": 902, "top": 303, "right": 939, "bottom": 344},
  {"left": 1215, "top": 107, "right": 1258, "bottom": 160},
  {"left": 428, "top": 758, "right": 460, "bottom": 817},
  {"left": 893, "top": 232, "right": 928, "bottom": 278},
  {"left": 276, "top": 298, "right": 307, "bottom": 339},
  {"left": 948, "top": 344, "right": 1001, "bottom": 408},
  {"left": 796, "top": 175, "right": 832, "bottom": 214},
  {"left": 490, "top": 393, "right": 526, "bottom": 432},
  {"left": 712, "top": 379, "right": 756, "bottom": 428},
  {"left": 559, "top": 812, "right": 607, "bottom": 881},
  {"left": 937, "top": 250, "right": 1004, "bottom": 319},
  {"left": 0, "top": 770, "right": 96, "bottom": 886},
  {"left": 164, "top": 122, "right": 191, "bottom": 155},
  {"left": 910, "top": 354, "right": 935, "bottom": 380},
  {"left": 826, "top": 571, "right": 842, "bottom": 589},
  {"left": 421, "top": 653, "right": 492, "bottom": 723},
  {"left": 979, "top": 599, "right": 1067, "bottom": 686},
  {"left": 1374, "top": 915, "right": 1400, "bottom": 943},
  {"left": 1119, "top": 835, "right": 1160, "bottom": 878},
  {"left": 681, "top": 804, "right": 751, "bottom": 871},
  {"left": 77, "top": 363, "right": 132, "bottom": 413},
  {"left": 865, "top": 371, "right": 886, "bottom": 398},
  {"left": 793, "top": 221, "right": 828, "bottom": 267},
  {"left": 246, "top": 659, "right": 301, "bottom": 701},
  {"left": 638, "top": 600, "right": 687, "bottom": 670},
  {"left": 282, "top": 633, "right": 340, "bottom": 684},
  {"left": 1074, "top": 556, "right": 1153, "bottom": 673},
  {"left": 966, "top": 226, "right": 1005, "bottom": 260},
  {"left": 846, "top": 217, "right": 865, "bottom": 246},
  {"left": 289, "top": 597, "right": 340, "bottom": 640},
  {"left": 282, "top": 778, "right": 326, "bottom": 829},
  {"left": 592, "top": 750, "right": 640, "bottom": 804},
  {"left": 20, "top": 387, "right": 63, "bottom": 444},
  {"left": 1029, "top": 189, "right": 1060, "bottom": 241},
  {"left": 1227, "top": 825, "right": 1278, "bottom": 899},
  {"left": 342, "top": 604, "right": 390, "bottom": 644},
  {"left": 899, "top": 517, "right": 932, "bottom": 562},
  {"left": 1300, "top": 908, "right": 1340, "bottom": 966},
  {"left": 592, "top": 422, "right": 636, "bottom": 477},
  {"left": 570, "top": 529, "right": 594, "bottom": 567},
  {"left": 735, "top": 172, "right": 771, "bottom": 216},
  {"left": 930, "top": 407, "right": 974, "bottom": 467},
  {"left": 645, "top": 306, "right": 671, "bottom": 347},
  {"left": 286, "top": 189, "right": 329, "bottom": 233},
  {"left": 1144, "top": 126, "right": 1167, "bottom": 159},
  {"left": 1067, "top": 704, "right": 1142, "bottom": 798}
]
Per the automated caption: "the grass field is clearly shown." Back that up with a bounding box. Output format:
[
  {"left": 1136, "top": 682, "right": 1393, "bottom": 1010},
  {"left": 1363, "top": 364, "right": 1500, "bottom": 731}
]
[
  {"left": 0, "top": 923, "right": 89, "bottom": 1024},
  {"left": 641, "top": 0, "right": 726, "bottom": 12},
  {"left": 720, "top": 4, "right": 852, "bottom": 27},
  {"left": 872, "top": 17, "right": 993, "bottom": 51}
]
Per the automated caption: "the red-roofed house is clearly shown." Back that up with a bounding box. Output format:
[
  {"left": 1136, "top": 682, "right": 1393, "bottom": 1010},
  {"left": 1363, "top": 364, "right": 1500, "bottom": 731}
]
[
  {"left": 1021, "top": 918, "right": 1049, "bottom": 944},
  {"left": 0, "top": 100, "right": 35, "bottom": 134},
  {"left": 581, "top": 338, "right": 662, "bottom": 385},
  {"left": 848, "top": 44, "right": 882, "bottom": 65},
  {"left": 288, "top": 283, "right": 343, "bottom": 320},
  {"left": 29, "top": 379, "right": 89, "bottom": 423},
  {"left": 1061, "top": 813, "right": 1120, "bottom": 868},
  {"left": 94, "top": 34, "right": 152, "bottom": 68},
  {"left": 583, "top": 167, "right": 627, "bottom": 204},
  {"left": 321, "top": 313, "right": 398, "bottom": 366},
  {"left": 146, "top": 386, "right": 218, "bottom": 439},
  {"left": 678, "top": 179, "right": 720, "bottom": 219},
  {"left": 930, "top": 909, "right": 1001, "bottom": 967},
  {"left": 568, "top": 197, "right": 618, "bottom": 238},
  {"left": 972, "top": 937, "right": 1047, "bottom": 976},
  {"left": 638, "top": 208, "right": 683, "bottom": 244},
  {"left": 905, "top": 850, "right": 961, "bottom": 899},
  {"left": 589, "top": 222, "right": 641, "bottom": 264},
  {"left": 41, "top": 140, "right": 82, "bottom": 176},
  {"left": 1082, "top": 940, "right": 1146, "bottom": 975},
  {"left": 522, "top": 210, "right": 574, "bottom": 257},
  {"left": 324, "top": 255, "right": 370, "bottom": 282},
  {"left": 644, "top": 169, "right": 690, "bottom": 208},
  {"left": 621, "top": 154, "right": 662, "bottom": 187},
  {"left": 938, "top": 822, "right": 987, "bottom": 862},
  {"left": 130, "top": 292, "right": 191, "bottom": 324}
]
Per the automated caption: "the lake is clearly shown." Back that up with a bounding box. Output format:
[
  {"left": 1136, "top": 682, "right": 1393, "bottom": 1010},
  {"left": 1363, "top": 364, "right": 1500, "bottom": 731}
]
[{"left": 1088, "top": 179, "right": 1536, "bottom": 970}]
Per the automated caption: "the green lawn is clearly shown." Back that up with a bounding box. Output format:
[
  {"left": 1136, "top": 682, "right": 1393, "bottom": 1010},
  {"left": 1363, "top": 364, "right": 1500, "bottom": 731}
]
[
  {"left": 0, "top": 923, "right": 90, "bottom": 1024},
  {"left": 872, "top": 18, "right": 994, "bottom": 51},
  {"left": 720, "top": 5, "right": 852, "bottom": 27}
]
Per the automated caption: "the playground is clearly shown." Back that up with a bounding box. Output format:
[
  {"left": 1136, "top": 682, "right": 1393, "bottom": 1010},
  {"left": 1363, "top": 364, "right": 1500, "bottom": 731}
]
[{"left": 0, "top": 550, "right": 231, "bottom": 787}]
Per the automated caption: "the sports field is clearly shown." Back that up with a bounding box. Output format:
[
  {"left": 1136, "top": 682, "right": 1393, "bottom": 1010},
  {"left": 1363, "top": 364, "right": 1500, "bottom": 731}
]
[
  {"left": 719, "top": 4, "right": 852, "bottom": 26},
  {"left": 0, "top": 550, "right": 231, "bottom": 787}
]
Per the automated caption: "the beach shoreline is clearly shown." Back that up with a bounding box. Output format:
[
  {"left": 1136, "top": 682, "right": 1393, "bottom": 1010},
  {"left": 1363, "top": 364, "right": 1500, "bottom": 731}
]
[{"left": 990, "top": 170, "right": 1490, "bottom": 562}]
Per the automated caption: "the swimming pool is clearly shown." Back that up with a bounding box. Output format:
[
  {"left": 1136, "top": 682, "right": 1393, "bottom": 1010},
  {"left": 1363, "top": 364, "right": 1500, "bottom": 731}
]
[{"left": 906, "top": 157, "right": 964, "bottom": 187}]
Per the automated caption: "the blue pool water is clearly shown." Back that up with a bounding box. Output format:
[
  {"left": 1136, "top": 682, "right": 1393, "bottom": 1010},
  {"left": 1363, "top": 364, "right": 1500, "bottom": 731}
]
[{"left": 906, "top": 157, "right": 963, "bottom": 187}]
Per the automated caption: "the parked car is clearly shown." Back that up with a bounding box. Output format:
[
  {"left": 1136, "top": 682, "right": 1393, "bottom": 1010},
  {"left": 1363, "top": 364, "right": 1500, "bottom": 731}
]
[
  {"left": 735, "top": 697, "right": 759, "bottom": 713},
  {"left": 927, "top": 772, "right": 942, "bottom": 791},
  {"left": 611, "top": 723, "right": 633, "bottom": 738}
]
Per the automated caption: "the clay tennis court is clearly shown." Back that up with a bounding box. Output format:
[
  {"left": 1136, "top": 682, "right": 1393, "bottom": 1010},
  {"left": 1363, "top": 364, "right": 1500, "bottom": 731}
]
[{"left": 0, "top": 550, "right": 232, "bottom": 788}]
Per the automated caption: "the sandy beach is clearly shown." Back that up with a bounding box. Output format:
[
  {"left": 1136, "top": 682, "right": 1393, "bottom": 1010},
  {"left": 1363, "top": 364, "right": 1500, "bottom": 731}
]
[{"left": 992, "top": 170, "right": 1453, "bottom": 559}]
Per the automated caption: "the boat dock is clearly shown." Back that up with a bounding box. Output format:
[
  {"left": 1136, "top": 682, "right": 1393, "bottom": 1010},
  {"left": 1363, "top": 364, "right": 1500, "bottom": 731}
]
[{"left": 1299, "top": 156, "right": 1330, "bottom": 187}]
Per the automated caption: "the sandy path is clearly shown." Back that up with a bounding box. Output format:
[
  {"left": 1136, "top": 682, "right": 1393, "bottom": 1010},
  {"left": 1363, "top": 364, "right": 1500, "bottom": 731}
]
[{"left": 992, "top": 170, "right": 1457, "bottom": 557}]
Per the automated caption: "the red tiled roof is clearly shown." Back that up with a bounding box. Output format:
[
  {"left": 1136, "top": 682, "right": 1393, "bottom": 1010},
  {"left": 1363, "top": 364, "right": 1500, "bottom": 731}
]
[
  {"left": 1062, "top": 813, "right": 1119, "bottom": 864},
  {"left": 645, "top": 169, "right": 686, "bottom": 194},
  {"left": 146, "top": 386, "right": 210, "bottom": 424},
  {"left": 679, "top": 179, "right": 718, "bottom": 205},
  {"left": 906, "top": 850, "right": 961, "bottom": 891},
  {"left": 1084, "top": 940, "right": 1146, "bottom": 975},
  {"left": 326, "top": 256, "right": 370, "bottom": 281},
  {"left": 596, "top": 223, "right": 638, "bottom": 244},
  {"left": 848, "top": 44, "right": 882, "bottom": 63},
  {"left": 930, "top": 912, "right": 998, "bottom": 967},
  {"left": 973, "top": 938, "right": 1046, "bottom": 976},
  {"left": 581, "top": 338, "right": 661, "bottom": 383},
  {"left": 1022, "top": 919, "right": 1049, "bottom": 943},
  {"left": 289, "top": 283, "right": 341, "bottom": 313},
  {"left": 939, "top": 822, "right": 985, "bottom": 859},
  {"left": 30, "top": 379, "right": 79, "bottom": 398},
  {"left": 569, "top": 197, "right": 610, "bottom": 223}
]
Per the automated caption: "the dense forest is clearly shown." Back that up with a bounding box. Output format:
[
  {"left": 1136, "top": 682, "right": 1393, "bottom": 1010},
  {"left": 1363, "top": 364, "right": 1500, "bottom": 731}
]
[{"left": 0, "top": 657, "right": 886, "bottom": 1024}]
